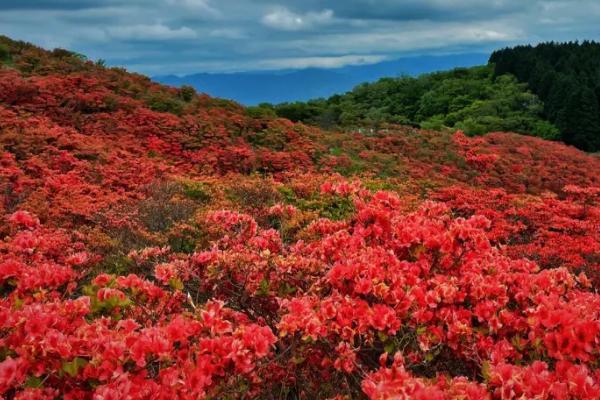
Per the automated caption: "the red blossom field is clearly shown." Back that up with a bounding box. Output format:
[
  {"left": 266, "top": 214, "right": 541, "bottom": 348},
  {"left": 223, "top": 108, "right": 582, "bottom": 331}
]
[{"left": 1, "top": 37, "right": 600, "bottom": 399}]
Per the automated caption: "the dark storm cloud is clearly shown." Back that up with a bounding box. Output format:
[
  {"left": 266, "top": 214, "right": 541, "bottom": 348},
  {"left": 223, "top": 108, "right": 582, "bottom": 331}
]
[
  {"left": 0, "top": 0, "right": 126, "bottom": 10},
  {"left": 0, "top": 0, "right": 598, "bottom": 74}
]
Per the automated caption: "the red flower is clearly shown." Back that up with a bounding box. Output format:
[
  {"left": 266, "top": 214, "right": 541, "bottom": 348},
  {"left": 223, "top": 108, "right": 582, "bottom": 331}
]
[{"left": 8, "top": 211, "right": 39, "bottom": 230}]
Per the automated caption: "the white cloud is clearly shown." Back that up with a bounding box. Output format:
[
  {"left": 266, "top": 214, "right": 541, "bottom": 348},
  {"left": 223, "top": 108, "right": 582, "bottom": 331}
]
[
  {"left": 261, "top": 7, "right": 333, "bottom": 31},
  {"left": 256, "top": 54, "right": 387, "bottom": 69},
  {"left": 165, "top": 0, "right": 220, "bottom": 16},
  {"left": 280, "top": 20, "right": 524, "bottom": 55},
  {"left": 128, "top": 54, "right": 387, "bottom": 74},
  {"left": 106, "top": 23, "right": 198, "bottom": 40}
]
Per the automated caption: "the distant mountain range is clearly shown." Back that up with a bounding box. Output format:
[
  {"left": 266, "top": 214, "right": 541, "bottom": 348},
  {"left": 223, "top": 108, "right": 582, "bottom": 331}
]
[{"left": 153, "top": 53, "right": 489, "bottom": 105}]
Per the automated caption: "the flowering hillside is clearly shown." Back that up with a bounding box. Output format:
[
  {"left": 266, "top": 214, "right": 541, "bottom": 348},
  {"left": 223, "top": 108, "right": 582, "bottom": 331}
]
[{"left": 1, "top": 36, "right": 600, "bottom": 399}]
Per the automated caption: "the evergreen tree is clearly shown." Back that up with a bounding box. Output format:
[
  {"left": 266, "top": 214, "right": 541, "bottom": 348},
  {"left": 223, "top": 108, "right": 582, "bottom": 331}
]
[
  {"left": 557, "top": 87, "right": 600, "bottom": 151},
  {"left": 490, "top": 41, "right": 600, "bottom": 151}
]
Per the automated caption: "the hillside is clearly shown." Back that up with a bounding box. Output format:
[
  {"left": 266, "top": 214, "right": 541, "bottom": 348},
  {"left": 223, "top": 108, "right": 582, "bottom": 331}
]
[
  {"left": 264, "top": 41, "right": 600, "bottom": 153},
  {"left": 258, "top": 64, "right": 559, "bottom": 139},
  {"left": 1, "top": 36, "right": 600, "bottom": 399},
  {"left": 491, "top": 41, "right": 600, "bottom": 151},
  {"left": 153, "top": 53, "right": 489, "bottom": 105}
]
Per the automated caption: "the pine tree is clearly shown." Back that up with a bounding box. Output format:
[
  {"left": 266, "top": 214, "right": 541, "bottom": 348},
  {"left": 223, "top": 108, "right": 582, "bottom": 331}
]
[
  {"left": 557, "top": 87, "right": 600, "bottom": 151},
  {"left": 491, "top": 41, "right": 600, "bottom": 151}
]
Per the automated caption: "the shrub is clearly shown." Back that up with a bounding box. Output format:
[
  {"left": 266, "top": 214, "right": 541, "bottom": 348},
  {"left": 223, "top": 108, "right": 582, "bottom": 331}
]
[
  {"left": 137, "top": 181, "right": 197, "bottom": 232},
  {"left": 145, "top": 92, "right": 184, "bottom": 115},
  {"left": 0, "top": 43, "right": 10, "bottom": 63},
  {"left": 182, "top": 181, "right": 211, "bottom": 203},
  {"left": 178, "top": 85, "right": 196, "bottom": 102}
]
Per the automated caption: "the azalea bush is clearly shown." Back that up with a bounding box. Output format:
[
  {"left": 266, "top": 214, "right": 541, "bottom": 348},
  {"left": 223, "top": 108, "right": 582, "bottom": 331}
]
[
  {"left": 1, "top": 36, "right": 600, "bottom": 398},
  {"left": 2, "top": 182, "right": 600, "bottom": 398}
]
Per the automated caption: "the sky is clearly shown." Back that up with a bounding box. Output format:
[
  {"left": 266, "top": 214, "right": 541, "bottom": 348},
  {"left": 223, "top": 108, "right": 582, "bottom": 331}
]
[{"left": 1, "top": 0, "right": 599, "bottom": 75}]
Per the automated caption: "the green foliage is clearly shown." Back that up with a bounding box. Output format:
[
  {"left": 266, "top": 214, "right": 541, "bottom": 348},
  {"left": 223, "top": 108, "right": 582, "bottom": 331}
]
[
  {"left": 24, "top": 376, "right": 44, "bottom": 389},
  {"left": 491, "top": 41, "right": 600, "bottom": 151},
  {"left": 167, "top": 223, "right": 201, "bottom": 254},
  {"left": 182, "top": 181, "right": 211, "bottom": 203},
  {"left": 51, "top": 48, "right": 75, "bottom": 58},
  {"left": 272, "top": 100, "right": 327, "bottom": 123},
  {"left": 178, "top": 85, "right": 196, "bottom": 102},
  {"left": 83, "top": 284, "right": 131, "bottom": 316},
  {"left": 531, "top": 120, "right": 561, "bottom": 141},
  {"left": 93, "top": 255, "right": 134, "bottom": 278},
  {"left": 145, "top": 93, "right": 185, "bottom": 115},
  {"left": 246, "top": 104, "right": 278, "bottom": 118},
  {"left": 247, "top": 126, "right": 288, "bottom": 150},
  {"left": 0, "top": 43, "right": 11, "bottom": 63},
  {"left": 62, "top": 357, "right": 88, "bottom": 378},
  {"left": 318, "top": 195, "right": 355, "bottom": 220},
  {"left": 270, "top": 65, "right": 557, "bottom": 140},
  {"left": 420, "top": 115, "right": 446, "bottom": 131},
  {"left": 276, "top": 186, "right": 297, "bottom": 203},
  {"left": 556, "top": 86, "right": 600, "bottom": 150},
  {"left": 279, "top": 186, "right": 355, "bottom": 221},
  {"left": 168, "top": 235, "right": 197, "bottom": 254}
]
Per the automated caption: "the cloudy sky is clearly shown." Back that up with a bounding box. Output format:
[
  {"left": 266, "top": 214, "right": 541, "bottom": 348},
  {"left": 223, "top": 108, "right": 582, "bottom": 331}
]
[{"left": 1, "top": 0, "right": 599, "bottom": 75}]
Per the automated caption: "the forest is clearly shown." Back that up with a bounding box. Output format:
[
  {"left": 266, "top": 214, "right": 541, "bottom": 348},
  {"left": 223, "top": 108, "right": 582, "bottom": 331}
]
[
  {"left": 491, "top": 41, "right": 600, "bottom": 151},
  {"left": 256, "top": 41, "right": 600, "bottom": 152},
  {"left": 254, "top": 65, "right": 559, "bottom": 140},
  {"left": 1, "top": 35, "right": 600, "bottom": 399}
]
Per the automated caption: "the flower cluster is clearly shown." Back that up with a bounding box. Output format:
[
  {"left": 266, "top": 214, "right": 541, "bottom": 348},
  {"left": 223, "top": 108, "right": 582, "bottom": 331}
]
[{"left": 2, "top": 37, "right": 600, "bottom": 398}]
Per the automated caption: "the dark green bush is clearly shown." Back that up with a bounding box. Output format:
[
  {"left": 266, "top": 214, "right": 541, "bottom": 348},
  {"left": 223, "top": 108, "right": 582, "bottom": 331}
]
[
  {"left": 0, "top": 43, "right": 11, "bottom": 63},
  {"left": 179, "top": 85, "right": 196, "bottom": 102},
  {"left": 145, "top": 93, "right": 184, "bottom": 115},
  {"left": 183, "top": 182, "right": 211, "bottom": 203}
]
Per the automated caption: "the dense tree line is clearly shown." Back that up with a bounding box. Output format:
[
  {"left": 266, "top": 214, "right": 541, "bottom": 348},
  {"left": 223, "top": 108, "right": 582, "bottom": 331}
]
[
  {"left": 490, "top": 41, "right": 600, "bottom": 151},
  {"left": 252, "top": 65, "right": 558, "bottom": 139}
]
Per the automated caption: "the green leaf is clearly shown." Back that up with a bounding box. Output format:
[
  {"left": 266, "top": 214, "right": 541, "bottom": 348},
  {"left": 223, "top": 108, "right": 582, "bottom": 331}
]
[
  {"left": 301, "top": 335, "right": 315, "bottom": 344},
  {"left": 384, "top": 343, "right": 395, "bottom": 354},
  {"left": 169, "top": 277, "right": 184, "bottom": 291},
  {"left": 278, "top": 282, "right": 297, "bottom": 296},
  {"left": 62, "top": 357, "right": 88, "bottom": 377},
  {"left": 25, "top": 376, "right": 43, "bottom": 388},
  {"left": 481, "top": 361, "right": 491, "bottom": 382},
  {"left": 257, "top": 278, "right": 270, "bottom": 296},
  {"left": 292, "top": 356, "right": 306, "bottom": 365},
  {"left": 13, "top": 297, "right": 24, "bottom": 310}
]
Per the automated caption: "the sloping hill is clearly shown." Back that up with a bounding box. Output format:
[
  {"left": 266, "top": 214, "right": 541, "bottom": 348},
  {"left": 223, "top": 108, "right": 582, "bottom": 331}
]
[
  {"left": 260, "top": 64, "right": 559, "bottom": 140},
  {"left": 154, "top": 53, "right": 489, "bottom": 105},
  {"left": 1, "top": 36, "right": 600, "bottom": 399}
]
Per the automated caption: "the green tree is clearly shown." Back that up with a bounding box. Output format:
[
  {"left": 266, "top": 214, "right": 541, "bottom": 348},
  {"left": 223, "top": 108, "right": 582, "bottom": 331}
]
[
  {"left": 557, "top": 87, "right": 600, "bottom": 151},
  {"left": 0, "top": 43, "right": 11, "bottom": 63},
  {"left": 178, "top": 85, "right": 196, "bottom": 102},
  {"left": 269, "top": 64, "right": 558, "bottom": 141},
  {"left": 490, "top": 41, "right": 600, "bottom": 151}
]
